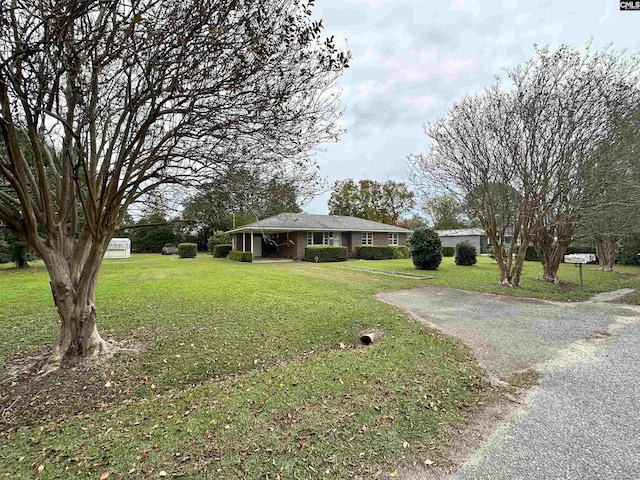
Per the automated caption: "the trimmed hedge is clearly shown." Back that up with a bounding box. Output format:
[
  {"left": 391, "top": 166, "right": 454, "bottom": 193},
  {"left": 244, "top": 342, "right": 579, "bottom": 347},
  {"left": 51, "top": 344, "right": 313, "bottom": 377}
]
[
  {"left": 229, "top": 250, "right": 253, "bottom": 262},
  {"left": 442, "top": 246, "right": 455, "bottom": 257},
  {"left": 455, "top": 240, "right": 477, "bottom": 266},
  {"left": 177, "top": 242, "right": 197, "bottom": 258},
  {"left": 213, "top": 244, "right": 232, "bottom": 258},
  {"left": 409, "top": 227, "right": 442, "bottom": 270},
  {"left": 304, "top": 246, "right": 347, "bottom": 263},
  {"left": 355, "top": 245, "right": 410, "bottom": 260}
]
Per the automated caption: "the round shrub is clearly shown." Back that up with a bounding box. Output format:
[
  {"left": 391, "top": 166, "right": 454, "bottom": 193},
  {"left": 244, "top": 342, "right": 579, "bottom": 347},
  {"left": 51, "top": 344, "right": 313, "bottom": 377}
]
[
  {"left": 177, "top": 242, "right": 197, "bottom": 258},
  {"left": 455, "top": 240, "right": 477, "bottom": 266},
  {"left": 409, "top": 227, "right": 442, "bottom": 270},
  {"left": 208, "top": 230, "right": 232, "bottom": 254}
]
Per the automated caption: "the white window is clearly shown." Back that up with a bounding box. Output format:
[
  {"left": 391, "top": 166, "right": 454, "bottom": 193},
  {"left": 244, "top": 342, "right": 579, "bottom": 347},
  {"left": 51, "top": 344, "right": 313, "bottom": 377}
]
[
  {"left": 361, "top": 232, "right": 373, "bottom": 245},
  {"left": 388, "top": 233, "right": 399, "bottom": 245},
  {"left": 307, "top": 231, "right": 333, "bottom": 245}
]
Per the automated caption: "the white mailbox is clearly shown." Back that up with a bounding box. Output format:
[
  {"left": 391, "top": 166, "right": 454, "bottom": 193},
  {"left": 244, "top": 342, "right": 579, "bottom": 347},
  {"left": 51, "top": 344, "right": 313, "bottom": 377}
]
[{"left": 564, "top": 253, "right": 596, "bottom": 264}]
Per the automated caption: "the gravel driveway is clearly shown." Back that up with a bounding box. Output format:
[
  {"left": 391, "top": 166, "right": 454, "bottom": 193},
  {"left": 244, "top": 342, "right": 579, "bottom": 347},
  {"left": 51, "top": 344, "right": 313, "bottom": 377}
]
[{"left": 378, "top": 286, "right": 640, "bottom": 480}]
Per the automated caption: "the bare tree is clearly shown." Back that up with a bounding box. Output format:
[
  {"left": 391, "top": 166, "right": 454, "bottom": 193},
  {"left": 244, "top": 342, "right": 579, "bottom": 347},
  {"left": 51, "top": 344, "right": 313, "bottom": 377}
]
[
  {"left": 574, "top": 108, "right": 640, "bottom": 270},
  {"left": 0, "top": 0, "right": 348, "bottom": 367},
  {"left": 411, "top": 45, "right": 640, "bottom": 286}
]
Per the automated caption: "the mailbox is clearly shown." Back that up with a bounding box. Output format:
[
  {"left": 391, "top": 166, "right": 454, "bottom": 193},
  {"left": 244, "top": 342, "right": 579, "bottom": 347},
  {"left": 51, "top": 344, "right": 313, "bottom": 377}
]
[
  {"left": 564, "top": 253, "right": 596, "bottom": 264},
  {"left": 563, "top": 253, "right": 595, "bottom": 291}
]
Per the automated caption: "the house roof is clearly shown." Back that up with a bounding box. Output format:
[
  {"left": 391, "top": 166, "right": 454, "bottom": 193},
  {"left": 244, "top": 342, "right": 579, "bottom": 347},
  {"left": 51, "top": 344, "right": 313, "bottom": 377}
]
[
  {"left": 436, "top": 228, "right": 486, "bottom": 237},
  {"left": 226, "top": 213, "right": 412, "bottom": 234}
]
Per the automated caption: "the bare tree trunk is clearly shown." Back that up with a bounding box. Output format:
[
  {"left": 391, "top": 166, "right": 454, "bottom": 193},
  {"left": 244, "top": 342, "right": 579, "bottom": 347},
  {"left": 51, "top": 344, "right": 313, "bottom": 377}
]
[
  {"left": 595, "top": 234, "right": 616, "bottom": 271},
  {"left": 492, "top": 236, "right": 526, "bottom": 287},
  {"left": 536, "top": 235, "right": 571, "bottom": 283},
  {"left": 42, "top": 247, "right": 108, "bottom": 365}
]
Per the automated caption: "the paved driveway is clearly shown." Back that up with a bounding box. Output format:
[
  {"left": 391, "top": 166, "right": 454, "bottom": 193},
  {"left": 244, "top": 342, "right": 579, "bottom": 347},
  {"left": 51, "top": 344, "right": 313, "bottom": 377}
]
[{"left": 378, "top": 287, "right": 640, "bottom": 480}]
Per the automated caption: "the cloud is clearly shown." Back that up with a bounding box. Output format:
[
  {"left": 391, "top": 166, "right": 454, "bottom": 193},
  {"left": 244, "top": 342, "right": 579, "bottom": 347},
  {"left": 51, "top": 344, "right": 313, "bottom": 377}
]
[
  {"left": 379, "top": 50, "right": 475, "bottom": 85},
  {"left": 401, "top": 95, "right": 439, "bottom": 111}
]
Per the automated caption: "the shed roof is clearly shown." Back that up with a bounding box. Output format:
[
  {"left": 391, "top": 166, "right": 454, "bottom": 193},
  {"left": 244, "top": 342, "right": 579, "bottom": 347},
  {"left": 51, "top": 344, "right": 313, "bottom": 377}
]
[
  {"left": 436, "top": 228, "right": 486, "bottom": 237},
  {"left": 227, "top": 213, "right": 412, "bottom": 234}
]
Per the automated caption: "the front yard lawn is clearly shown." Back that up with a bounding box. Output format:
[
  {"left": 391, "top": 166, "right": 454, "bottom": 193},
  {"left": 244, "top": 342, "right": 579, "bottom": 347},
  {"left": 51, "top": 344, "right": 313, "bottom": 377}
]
[
  {"left": 340, "top": 256, "right": 640, "bottom": 303},
  {"left": 0, "top": 255, "right": 492, "bottom": 478}
]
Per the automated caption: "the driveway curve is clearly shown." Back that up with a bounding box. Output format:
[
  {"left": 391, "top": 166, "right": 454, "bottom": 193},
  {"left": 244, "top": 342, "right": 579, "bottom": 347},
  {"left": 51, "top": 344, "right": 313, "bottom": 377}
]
[{"left": 378, "top": 286, "right": 640, "bottom": 480}]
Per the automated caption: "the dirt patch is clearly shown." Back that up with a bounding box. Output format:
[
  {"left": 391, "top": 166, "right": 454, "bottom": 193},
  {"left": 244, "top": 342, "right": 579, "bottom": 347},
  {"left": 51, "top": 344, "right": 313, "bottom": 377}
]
[
  {"left": 0, "top": 339, "right": 144, "bottom": 430},
  {"left": 585, "top": 330, "right": 612, "bottom": 342}
]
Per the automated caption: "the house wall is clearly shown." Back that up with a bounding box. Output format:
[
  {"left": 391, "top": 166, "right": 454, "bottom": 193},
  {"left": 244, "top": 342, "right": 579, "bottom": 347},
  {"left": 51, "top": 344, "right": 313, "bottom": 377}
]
[
  {"left": 232, "top": 230, "right": 410, "bottom": 260},
  {"left": 440, "top": 235, "right": 481, "bottom": 254},
  {"left": 232, "top": 233, "right": 253, "bottom": 252}
]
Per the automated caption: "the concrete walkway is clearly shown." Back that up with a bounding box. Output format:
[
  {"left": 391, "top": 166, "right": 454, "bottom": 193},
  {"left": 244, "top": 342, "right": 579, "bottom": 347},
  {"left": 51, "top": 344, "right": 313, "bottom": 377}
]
[{"left": 378, "top": 287, "right": 640, "bottom": 479}]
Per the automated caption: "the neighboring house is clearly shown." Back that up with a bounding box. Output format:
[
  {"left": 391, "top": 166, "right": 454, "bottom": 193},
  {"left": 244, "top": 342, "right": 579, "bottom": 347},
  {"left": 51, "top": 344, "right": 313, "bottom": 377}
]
[
  {"left": 104, "top": 238, "right": 131, "bottom": 259},
  {"left": 436, "top": 228, "right": 489, "bottom": 254},
  {"left": 226, "top": 212, "right": 411, "bottom": 260},
  {"left": 436, "top": 229, "right": 520, "bottom": 254}
]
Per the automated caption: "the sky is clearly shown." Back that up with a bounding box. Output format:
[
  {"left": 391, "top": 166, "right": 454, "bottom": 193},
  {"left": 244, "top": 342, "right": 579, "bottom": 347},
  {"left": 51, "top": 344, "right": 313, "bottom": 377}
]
[{"left": 303, "top": 0, "right": 640, "bottom": 214}]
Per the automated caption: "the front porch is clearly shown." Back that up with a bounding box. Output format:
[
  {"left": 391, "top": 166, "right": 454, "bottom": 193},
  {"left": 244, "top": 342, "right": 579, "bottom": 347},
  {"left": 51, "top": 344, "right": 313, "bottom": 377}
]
[{"left": 231, "top": 231, "right": 305, "bottom": 260}]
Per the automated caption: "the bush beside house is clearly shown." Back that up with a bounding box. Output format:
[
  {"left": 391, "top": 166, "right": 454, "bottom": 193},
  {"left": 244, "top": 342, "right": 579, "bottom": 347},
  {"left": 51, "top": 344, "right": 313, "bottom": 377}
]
[
  {"left": 409, "top": 227, "right": 442, "bottom": 270},
  {"left": 355, "top": 245, "right": 410, "bottom": 260},
  {"left": 304, "top": 246, "right": 347, "bottom": 263},
  {"left": 229, "top": 250, "right": 253, "bottom": 262},
  {"left": 455, "top": 240, "right": 477, "bottom": 266},
  {"left": 208, "top": 230, "right": 232, "bottom": 254},
  {"left": 213, "top": 244, "right": 233, "bottom": 258}
]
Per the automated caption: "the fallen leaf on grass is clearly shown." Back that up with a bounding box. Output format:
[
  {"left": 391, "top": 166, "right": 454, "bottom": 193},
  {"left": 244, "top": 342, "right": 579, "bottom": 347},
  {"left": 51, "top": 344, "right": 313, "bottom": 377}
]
[
  {"left": 389, "top": 471, "right": 398, "bottom": 477},
  {"left": 100, "top": 472, "right": 110, "bottom": 480}
]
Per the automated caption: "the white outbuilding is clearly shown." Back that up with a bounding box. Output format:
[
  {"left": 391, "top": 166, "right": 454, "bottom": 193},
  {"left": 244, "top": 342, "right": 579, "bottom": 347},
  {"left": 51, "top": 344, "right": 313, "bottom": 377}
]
[{"left": 104, "top": 238, "right": 131, "bottom": 259}]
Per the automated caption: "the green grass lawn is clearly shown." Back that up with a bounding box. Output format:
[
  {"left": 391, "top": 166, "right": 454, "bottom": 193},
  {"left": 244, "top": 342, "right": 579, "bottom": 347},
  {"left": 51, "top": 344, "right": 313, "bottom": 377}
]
[
  {"left": 0, "top": 255, "right": 491, "bottom": 478},
  {"left": 338, "top": 256, "right": 640, "bottom": 303}
]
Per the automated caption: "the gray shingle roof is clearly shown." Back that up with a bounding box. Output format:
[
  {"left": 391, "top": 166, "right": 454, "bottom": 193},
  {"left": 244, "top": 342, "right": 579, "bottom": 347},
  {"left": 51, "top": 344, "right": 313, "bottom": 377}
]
[
  {"left": 226, "top": 213, "right": 412, "bottom": 234},
  {"left": 436, "top": 228, "right": 486, "bottom": 237}
]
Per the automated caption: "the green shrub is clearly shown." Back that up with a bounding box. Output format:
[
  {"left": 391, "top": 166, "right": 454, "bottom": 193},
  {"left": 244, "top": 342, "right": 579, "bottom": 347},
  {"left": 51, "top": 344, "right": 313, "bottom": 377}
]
[
  {"left": 616, "top": 252, "right": 639, "bottom": 265},
  {"left": 409, "top": 227, "right": 442, "bottom": 270},
  {"left": 454, "top": 240, "right": 477, "bottom": 266},
  {"left": 394, "top": 245, "right": 410, "bottom": 259},
  {"left": 213, "top": 244, "right": 232, "bottom": 258},
  {"left": 304, "top": 246, "right": 347, "bottom": 263},
  {"left": 177, "top": 243, "right": 197, "bottom": 258},
  {"left": 515, "top": 245, "right": 539, "bottom": 262},
  {"left": 208, "top": 230, "right": 232, "bottom": 254},
  {"left": 441, "top": 246, "right": 455, "bottom": 257},
  {"left": 229, "top": 250, "right": 253, "bottom": 262},
  {"left": 487, "top": 246, "right": 508, "bottom": 261},
  {"left": 356, "top": 245, "right": 409, "bottom": 260}
]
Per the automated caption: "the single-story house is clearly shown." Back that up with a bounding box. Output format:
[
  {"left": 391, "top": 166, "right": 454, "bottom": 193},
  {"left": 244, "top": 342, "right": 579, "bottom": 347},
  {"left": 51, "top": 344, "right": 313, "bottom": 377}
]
[
  {"left": 436, "top": 228, "right": 518, "bottom": 254},
  {"left": 104, "top": 237, "right": 131, "bottom": 259},
  {"left": 226, "top": 212, "right": 412, "bottom": 260},
  {"left": 436, "top": 228, "right": 489, "bottom": 254}
]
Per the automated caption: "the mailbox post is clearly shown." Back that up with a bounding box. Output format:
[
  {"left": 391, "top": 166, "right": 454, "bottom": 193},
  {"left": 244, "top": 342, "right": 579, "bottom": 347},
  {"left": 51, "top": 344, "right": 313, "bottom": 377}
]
[{"left": 563, "top": 254, "right": 596, "bottom": 290}]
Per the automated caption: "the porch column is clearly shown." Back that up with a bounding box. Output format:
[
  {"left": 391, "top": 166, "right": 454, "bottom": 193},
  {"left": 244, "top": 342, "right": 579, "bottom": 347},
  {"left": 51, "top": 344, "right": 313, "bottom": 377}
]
[
  {"left": 250, "top": 230, "right": 254, "bottom": 256},
  {"left": 242, "top": 233, "right": 245, "bottom": 252}
]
